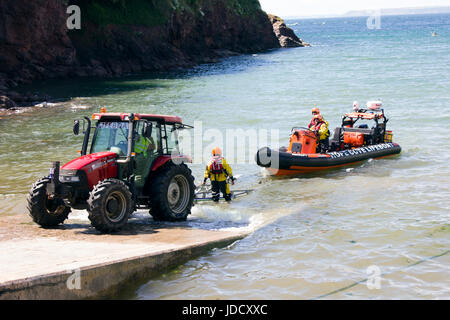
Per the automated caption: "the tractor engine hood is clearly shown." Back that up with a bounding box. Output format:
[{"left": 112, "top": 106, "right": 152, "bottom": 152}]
[
  {"left": 61, "top": 152, "right": 119, "bottom": 190},
  {"left": 61, "top": 152, "right": 118, "bottom": 171}
]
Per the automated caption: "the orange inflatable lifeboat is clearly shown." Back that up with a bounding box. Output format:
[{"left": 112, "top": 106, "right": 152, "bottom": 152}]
[{"left": 256, "top": 107, "right": 401, "bottom": 176}]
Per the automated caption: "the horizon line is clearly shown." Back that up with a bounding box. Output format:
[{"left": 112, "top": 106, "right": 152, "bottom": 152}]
[{"left": 272, "top": 4, "right": 450, "bottom": 20}]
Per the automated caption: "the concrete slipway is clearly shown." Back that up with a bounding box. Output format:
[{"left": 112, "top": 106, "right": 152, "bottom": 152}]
[{"left": 0, "top": 213, "right": 248, "bottom": 299}]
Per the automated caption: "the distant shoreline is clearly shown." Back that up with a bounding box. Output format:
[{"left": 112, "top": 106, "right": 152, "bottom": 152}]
[{"left": 283, "top": 6, "right": 450, "bottom": 20}]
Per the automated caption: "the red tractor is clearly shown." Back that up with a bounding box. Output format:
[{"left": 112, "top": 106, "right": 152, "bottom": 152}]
[{"left": 27, "top": 111, "right": 196, "bottom": 232}]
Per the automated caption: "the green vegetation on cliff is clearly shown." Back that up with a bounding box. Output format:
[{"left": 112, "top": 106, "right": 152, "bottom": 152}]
[
  {"left": 73, "top": 0, "right": 264, "bottom": 27},
  {"left": 80, "top": 0, "right": 171, "bottom": 26},
  {"left": 226, "top": 0, "right": 262, "bottom": 15}
]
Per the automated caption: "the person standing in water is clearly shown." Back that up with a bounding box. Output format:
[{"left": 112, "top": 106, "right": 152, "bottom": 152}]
[{"left": 203, "top": 147, "right": 235, "bottom": 202}]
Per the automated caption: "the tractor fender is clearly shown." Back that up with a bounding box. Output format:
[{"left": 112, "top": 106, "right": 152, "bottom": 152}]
[{"left": 151, "top": 155, "right": 192, "bottom": 172}]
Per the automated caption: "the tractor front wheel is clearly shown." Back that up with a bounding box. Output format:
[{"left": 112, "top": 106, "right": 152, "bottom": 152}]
[
  {"left": 87, "top": 179, "right": 133, "bottom": 233},
  {"left": 149, "top": 163, "right": 195, "bottom": 222},
  {"left": 27, "top": 177, "right": 71, "bottom": 227}
]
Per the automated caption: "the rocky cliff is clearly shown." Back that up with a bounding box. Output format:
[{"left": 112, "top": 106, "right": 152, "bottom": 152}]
[
  {"left": 0, "top": 0, "right": 305, "bottom": 108},
  {"left": 268, "top": 14, "right": 310, "bottom": 48}
]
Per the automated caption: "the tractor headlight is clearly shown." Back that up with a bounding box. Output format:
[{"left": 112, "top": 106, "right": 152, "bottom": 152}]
[
  {"left": 59, "top": 175, "right": 80, "bottom": 183},
  {"left": 59, "top": 169, "right": 80, "bottom": 183}
]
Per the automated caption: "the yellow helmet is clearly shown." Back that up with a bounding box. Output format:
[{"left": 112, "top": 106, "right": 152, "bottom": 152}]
[{"left": 212, "top": 147, "right": 222, "bottom": 156}]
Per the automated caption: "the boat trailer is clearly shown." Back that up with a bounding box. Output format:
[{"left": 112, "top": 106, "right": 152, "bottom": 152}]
[{"left": 194, "top": 178, "right": 253, "bottom": 203}]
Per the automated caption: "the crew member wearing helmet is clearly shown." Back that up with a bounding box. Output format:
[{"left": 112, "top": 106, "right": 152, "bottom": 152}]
[
  {"left": 310, "top": 114, "right": 330, "bottom": 153},
  {"left": 203, "top": 147, "right": 235, "bottom": 202},
  {"left": 308, "top": 107, "right": 321, "bottom": 129}
]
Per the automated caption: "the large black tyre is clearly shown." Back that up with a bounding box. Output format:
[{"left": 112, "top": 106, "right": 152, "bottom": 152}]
[
  {"left": 27, "top": 177, "right": 71, "bottom": 226},
  {"left": 149, "top": 163, "right": 195, "bottom": 222},
  {"left": 87, "top": 179, "right": 133, "bottom": 233}
]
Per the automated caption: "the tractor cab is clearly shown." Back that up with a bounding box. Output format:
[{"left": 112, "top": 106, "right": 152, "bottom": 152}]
[
  {"left": 76, "top": 111, "right": 185, "bottom": 157},
  {"left": 73, "top": 112, "right": 192, "bottom": 189}
]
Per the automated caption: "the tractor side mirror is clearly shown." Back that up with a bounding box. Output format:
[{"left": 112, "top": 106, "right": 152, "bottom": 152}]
[
  {"left": 143, "top": 122, "right": 153, "bottom": 138},
  {"left": 73, "top": 120, "right": 80, "bottom": 136}
]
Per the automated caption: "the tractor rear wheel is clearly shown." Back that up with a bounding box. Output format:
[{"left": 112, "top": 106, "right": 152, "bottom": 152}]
[
  {"left": 87, "top": 179, "right": 133, "bottom": 233},
  {"left": 149, "top": 163, "right": 195, "bottom": 222},
  {"left": 27, "top": 177, "right": 71, "bottom": 226}
]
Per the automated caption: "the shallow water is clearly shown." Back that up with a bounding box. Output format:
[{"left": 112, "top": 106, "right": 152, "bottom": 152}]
[{"left": 0, "top": 14, "right": 449, "bottom": 299}]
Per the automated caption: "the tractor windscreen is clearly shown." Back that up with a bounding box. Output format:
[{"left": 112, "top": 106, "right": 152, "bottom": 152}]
[{"left": 91, "top": 122, "right": 130, "bottom": 155}]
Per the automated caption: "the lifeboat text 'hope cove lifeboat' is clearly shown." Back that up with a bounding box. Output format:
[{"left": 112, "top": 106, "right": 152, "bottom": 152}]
[{"left": 256, "top": 103, "right": 401, "bottom": 176}]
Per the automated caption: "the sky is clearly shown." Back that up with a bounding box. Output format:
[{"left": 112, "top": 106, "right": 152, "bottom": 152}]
[{"left": 259, "top": 0, "right": 450, "bottom": 17}]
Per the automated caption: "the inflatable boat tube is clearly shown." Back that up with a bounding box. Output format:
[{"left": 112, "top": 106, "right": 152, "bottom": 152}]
[{"left": 256, "top": 143, "right": 401, "bottom": 176}]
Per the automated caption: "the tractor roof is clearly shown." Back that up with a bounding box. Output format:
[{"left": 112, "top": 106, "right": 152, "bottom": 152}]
[{"left": 92, "top": 113, "right": 183, "bottom": 124}]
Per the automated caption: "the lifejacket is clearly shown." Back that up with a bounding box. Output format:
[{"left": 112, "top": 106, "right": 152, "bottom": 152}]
[
  {"left": 205, "top": 156, "right": 232, "bottom": 182},
  {"left": 312, "top": 120, "right": 330, "bottom": 140},
  {"left": 210, "top": 156, "right": 224, "bottom": 174},
  {"left": 135, "top": 136, "right": 150, "bottom": 155}
]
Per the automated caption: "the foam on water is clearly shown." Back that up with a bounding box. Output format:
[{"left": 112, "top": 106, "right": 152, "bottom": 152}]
[{"left": 67, "top": 199, "right": 297, "bottom": 235}]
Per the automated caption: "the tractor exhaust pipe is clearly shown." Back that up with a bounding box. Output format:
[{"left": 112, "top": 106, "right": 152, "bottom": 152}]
[
  {"left": 117, "top": 113, "right": 134, "bottom": 164},
  {"left": 81, "top": 117, "right": 91, "bottom": 156}
]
